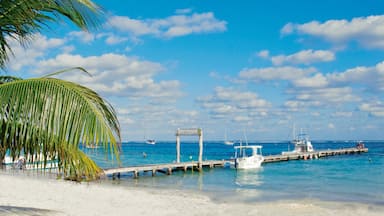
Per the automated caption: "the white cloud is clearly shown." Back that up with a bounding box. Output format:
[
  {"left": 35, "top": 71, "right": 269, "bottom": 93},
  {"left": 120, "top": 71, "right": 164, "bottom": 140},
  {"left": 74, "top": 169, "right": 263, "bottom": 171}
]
[
  {"left": 233, "top": 115, "right": 252, "bottom": 123},
  {"left": 105, "top": 35, "right": 129, "bottom": 45},
  {"left": 237, "top": 59, "right": 384, "bottom": 112},
  {"left": 239, "top": 66, "right": 316, "bottom": 82},
  {"left": 7, "top": 33, "right": 65, "bottom": 71},
  {"left": 331, "top": 112, "right": 353, "bottom": 117},
  {"left": 326, "top": 61, "right": 384, "bottom": 92},
  {"left": 311, "top": 112, "right": 320, "bottom": 117},
  {"left": 106, "top": 12, "right": 227, "bottom": 39},
  {"left": 197, "top": 87, "right": 271, "bottom": 119},
  {"left": 280, "top": 23, "right": 294, "bottom": 35},
  {"left": 271, "top": 50, "right": 335, "bottom": 65},
  {"left": 107, "top": 16, "right": 156, "bottom": 36},
  {"left": 175, "top": 8, "right": 193, "bottom": 14},
  {"left": 283, "top": 85, "right": 360, "bottom": 111},
  {"left": 359, "top": 101, "right": 384, "bottom": 117},
  {"left": 68, "top": 31, "right": 95, "bottom": 43},
  {"left": 257, "top": 50, "right": 270, "bottom": 58},
  {"left": 33, "top": 53, "right": 183, "bottom": 101},
  {"left": 293, "top": 73, "right": 328, "bottom": 88},
  {"left": 284, "top": 100, "right": 322, "bottom": 111},
  {"left": 282, "top": 15, "right": 384, "bottom": 49}
]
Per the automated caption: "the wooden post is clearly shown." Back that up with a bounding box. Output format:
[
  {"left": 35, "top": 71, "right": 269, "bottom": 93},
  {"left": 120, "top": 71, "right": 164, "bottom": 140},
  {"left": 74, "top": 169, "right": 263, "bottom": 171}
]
[
  {"left": 175, "top": 128, "right": 203, "bottom": 167},
  {"left": 176, "top": 129, "right": 181, "bottom": 163},
  {"left": 198, "top": 128, "right": 203, "bottom": 170}
]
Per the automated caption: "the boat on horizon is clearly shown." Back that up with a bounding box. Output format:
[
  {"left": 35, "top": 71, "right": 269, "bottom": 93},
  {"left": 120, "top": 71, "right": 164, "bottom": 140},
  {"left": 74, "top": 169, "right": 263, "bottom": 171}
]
[
  {"left": 224, "top": 140, "right": 234, "bottom": 145},
  {"left": 145, "top": 139, "right": 156, "bottom": 145},
  {"left": 223, "top": 129, "right": 234, "bottom": 145}
]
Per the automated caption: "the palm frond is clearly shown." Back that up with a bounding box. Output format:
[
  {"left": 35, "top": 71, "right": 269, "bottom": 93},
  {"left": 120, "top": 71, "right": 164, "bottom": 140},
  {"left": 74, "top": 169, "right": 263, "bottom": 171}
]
[
  {"left": 0, "top": 0, "right": 103, "bottom": 69},
  {"left": 42, "top": 67, "right": 90, "bottom": 78},
  {"left": 0, "top": 77, "right": 120, "bottom": 180}
]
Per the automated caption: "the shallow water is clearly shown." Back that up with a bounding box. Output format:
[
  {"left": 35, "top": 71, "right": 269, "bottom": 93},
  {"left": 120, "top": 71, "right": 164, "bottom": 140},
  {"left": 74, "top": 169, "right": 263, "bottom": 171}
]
[{"left": 85, "top": 140, "right": 384, "bottom": 205}]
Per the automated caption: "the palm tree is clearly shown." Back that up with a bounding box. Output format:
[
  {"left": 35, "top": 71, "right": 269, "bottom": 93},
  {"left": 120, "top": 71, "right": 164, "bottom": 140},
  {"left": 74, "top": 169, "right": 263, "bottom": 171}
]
[
  {"left": 0, "top": 1, "right": 122, "bottom": 180},
  {"left": 0, "top": 69, "right": 121, "bottom": 180}
]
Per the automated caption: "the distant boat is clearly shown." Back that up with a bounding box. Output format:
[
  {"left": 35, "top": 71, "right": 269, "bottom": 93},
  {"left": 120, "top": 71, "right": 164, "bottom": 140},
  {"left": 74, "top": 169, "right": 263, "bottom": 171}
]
[
  {"left": 282, "top": 128, "right": 314, "bottom": 155},
  {"left": 145, "top": 139, "right": 156, "bottom": 145},
  {"left": 223, "top": 128, "right": 234, "bottom": 145},
  {"left": 224, "top": 140, "right": 234, "bottom": 145},
  {"left": 234, "top": 145, "right": 264, "bottom": 169},
  {"left": 143, "top": 124, "right": 155, "bottom": 145},
  {"left": 356, "top": 141, "right": 365, "bottom": 149}
]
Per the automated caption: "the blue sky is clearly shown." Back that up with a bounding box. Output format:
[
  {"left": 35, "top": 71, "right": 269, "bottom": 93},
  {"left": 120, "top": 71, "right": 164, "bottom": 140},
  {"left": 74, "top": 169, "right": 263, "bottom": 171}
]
[{"left": 4, "top": 0, "right": 384, "bottom": 141}]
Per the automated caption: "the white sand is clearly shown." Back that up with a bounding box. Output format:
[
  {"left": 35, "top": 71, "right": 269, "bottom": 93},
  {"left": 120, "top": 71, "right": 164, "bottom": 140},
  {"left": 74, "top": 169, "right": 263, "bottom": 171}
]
[{"left": 0, "top": 172, "right": 383, "bottom": 216}]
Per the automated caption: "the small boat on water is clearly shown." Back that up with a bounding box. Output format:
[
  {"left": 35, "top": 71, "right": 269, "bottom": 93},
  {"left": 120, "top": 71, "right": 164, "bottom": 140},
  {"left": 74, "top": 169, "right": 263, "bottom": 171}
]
[
  {"left": 223, "top": 129, "right": 234, "bottom": 145},
  {"left": 282, "top": 128, "right": 314, "bottom": 155},
  {"left": 224, "top": 140, "right": 234, "bottom": 145},
  {"left": 145, "top": 139, "right": 156, "bottom": 145},
  {"left": 356, "top": 141, "right": 365, "bottom": 149},
  {"left": 234, "top": 145, "right": 264, "bottom": 169}
]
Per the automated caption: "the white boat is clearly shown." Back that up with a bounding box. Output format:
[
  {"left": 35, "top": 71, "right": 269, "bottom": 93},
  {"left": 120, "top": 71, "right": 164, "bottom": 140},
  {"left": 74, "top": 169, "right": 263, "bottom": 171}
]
[
  {"left": 145, "top": 139, "right": 156, "bottom": 145},
  {"left": 2, "top": 155, "right": 31, "bottom": 169},
  {"left": 224, "top": 140, "right": 234, "bottom": 145},
  {"left": 234, "top": 145, "right": 264, "bottom": 169},
  {"left": 223, "top": 129, "right": 234, "bottom": 145},
  {"left": 282, "top": 128, "right": 314, "bottom": 155},
  {"left": 2, "top": 155, "right": 58, "bottom": 170}
]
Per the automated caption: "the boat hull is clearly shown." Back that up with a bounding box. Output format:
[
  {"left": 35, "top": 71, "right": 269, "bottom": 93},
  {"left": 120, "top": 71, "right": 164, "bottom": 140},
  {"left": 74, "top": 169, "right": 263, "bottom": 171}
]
[{"left": 235, "top": 156, "right": 264, "bottom": 169}]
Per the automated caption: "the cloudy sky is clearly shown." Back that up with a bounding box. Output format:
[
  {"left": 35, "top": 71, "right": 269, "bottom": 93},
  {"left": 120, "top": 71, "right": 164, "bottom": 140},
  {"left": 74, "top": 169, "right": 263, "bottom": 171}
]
[{"left": 4, "top": 0, "right": 384, "bottom": 141}]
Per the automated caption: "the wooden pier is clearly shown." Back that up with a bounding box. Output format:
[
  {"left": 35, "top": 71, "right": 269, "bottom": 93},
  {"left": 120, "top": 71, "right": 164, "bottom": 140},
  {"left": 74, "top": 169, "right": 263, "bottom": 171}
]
[
  {"left": 103, "top": 160, "right": 226, "bottom": 178},
  {"left": 103, "top": 147, "right": 368, "bottom": 178},
  {"left": 263, "top": 147, "right": 368, "bottom": 163}
]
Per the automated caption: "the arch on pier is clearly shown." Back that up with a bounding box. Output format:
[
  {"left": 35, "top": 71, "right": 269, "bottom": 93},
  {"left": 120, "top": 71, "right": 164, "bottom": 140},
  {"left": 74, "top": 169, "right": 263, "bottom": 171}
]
[{"left": 175, "top": 128, "right": 203, "bottom": 169}]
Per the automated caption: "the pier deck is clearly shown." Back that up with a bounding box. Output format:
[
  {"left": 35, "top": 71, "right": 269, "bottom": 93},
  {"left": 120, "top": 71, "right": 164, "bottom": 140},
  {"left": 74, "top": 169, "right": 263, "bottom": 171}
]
[
  {"left": 103, "top": 160, "right": 226, "bottom": 178},
  {"left": 103, "top": 147, "right": 368, "bottom": 178},
  {"left": 263, "top": 147, "right": 368, "bottom": 163}
]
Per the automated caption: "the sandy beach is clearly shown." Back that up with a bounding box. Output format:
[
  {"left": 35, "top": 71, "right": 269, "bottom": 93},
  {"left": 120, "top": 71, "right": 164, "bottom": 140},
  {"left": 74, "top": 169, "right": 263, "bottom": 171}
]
[{"left": 0, "top": 172, "right": 383, "bottom": 216}]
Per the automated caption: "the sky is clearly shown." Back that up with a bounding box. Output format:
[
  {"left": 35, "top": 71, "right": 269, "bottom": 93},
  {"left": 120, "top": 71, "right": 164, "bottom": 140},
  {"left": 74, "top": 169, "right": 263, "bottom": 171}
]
[{"left": 3, "top": 0, "right": 384, "bottom": 141}]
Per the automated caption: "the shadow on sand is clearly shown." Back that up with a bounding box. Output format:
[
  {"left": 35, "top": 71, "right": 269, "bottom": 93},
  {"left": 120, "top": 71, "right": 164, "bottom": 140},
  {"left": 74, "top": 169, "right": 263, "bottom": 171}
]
[{"left": 0, "top": 206, "right": 61, "bottom": 216}]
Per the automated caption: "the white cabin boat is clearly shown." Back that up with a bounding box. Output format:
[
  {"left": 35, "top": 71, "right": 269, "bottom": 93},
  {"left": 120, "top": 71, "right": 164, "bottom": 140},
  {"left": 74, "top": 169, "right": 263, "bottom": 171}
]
[
  {"left": 282, "top": 130, "right": 314, "bottom": 155},
  {"left": 234, "top": 145, "right": 264, "bottom": 169}
]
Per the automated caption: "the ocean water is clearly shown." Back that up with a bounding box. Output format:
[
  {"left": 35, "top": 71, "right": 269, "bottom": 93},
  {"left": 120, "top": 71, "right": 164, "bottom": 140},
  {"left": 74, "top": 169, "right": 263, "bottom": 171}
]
[{"left": 84, "top": 140, "right": 384, "bottom": 205}]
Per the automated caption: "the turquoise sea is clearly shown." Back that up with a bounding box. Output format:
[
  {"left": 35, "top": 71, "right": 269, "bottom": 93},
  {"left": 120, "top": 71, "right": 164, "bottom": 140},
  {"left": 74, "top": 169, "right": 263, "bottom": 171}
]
[{"left": 84, "top": 141, "right": 384, "bottom": 205}]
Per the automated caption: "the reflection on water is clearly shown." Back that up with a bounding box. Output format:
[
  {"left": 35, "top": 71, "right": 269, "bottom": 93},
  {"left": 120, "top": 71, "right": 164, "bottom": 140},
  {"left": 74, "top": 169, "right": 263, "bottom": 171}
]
[
  {"left": 233, "top": 169, "right": 264, "bottom": 200},
  {"left": 235, "top": 168, "right": 263, "bottom": 187}
]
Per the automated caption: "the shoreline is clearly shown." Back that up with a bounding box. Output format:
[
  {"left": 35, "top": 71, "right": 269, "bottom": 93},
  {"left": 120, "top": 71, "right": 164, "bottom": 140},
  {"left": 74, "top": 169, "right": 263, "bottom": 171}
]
[{"left": 1, "top": 171, "right": 383, "bottom": 216}]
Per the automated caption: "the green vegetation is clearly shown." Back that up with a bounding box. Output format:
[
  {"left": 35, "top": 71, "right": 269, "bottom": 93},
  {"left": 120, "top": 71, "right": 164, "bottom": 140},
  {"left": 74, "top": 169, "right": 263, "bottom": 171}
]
[{"left": 0, "top": 1, "right": 121, "bottom": 180}]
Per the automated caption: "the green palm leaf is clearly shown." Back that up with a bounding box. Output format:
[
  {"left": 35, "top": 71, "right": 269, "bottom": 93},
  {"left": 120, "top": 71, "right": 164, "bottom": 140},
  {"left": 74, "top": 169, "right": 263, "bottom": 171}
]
[
  {"left": 0, "top": 0, "right": 103, "bottom": 69},
  {"left": 0, "top": 76, "right": 121, "bottom": 180}
]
